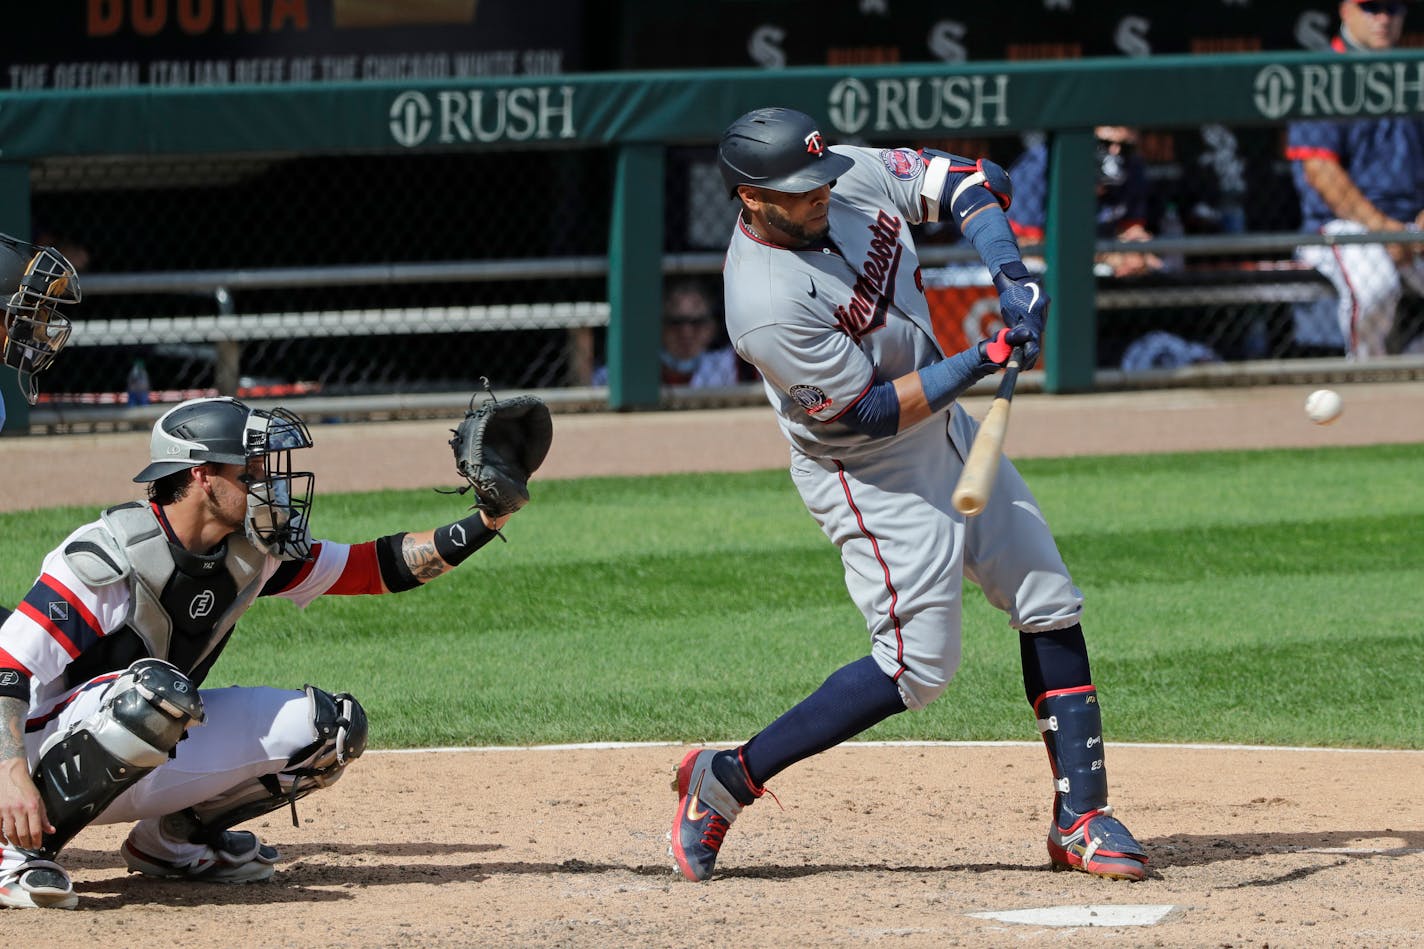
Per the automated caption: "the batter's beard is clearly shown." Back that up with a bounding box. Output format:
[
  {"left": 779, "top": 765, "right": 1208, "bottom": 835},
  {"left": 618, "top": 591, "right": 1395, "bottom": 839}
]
[{"left": 765, "top": 205, "right": 829, "bottom": 246}]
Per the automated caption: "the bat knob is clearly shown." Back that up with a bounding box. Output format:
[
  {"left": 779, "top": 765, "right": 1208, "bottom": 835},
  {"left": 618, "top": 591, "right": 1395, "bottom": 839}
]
[{"left": 952, "top": 488, "right": 986, "bottom": 517}]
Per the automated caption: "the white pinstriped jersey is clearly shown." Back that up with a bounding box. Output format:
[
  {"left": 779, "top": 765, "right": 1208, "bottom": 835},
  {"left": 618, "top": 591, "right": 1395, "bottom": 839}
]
[
  {"left": 0, "top": 513, "right": 357, "bottom": 723},
  {"left": 723, "top": 145, "right": 948, "bottom": 461}
]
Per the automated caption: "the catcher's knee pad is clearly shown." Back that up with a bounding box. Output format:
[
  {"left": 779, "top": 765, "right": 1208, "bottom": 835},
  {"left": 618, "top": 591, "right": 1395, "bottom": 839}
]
[
  {"left": 33, "top": 659, "right": 204, "bottom": 855},
  {"left": 1034, "top": 685, "right": 1109, "bottom": 815},
  {"left": 180, "top": 685, "right": 367, "bottom": 837}
]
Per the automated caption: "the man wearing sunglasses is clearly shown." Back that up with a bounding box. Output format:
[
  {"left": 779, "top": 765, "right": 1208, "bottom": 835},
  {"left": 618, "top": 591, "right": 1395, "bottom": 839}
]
[
  {"left": 0, "top": 396, "right": 520, "bottom": 909},
  {"left": 592, "top": 279, "right": 746, "bottom": 388},
  {"left": 1287, "top": 0, "right": 1424, "bottom": 358},
  {"left": 1007, "top": 126, "right": 1164, "bottom": 278}
]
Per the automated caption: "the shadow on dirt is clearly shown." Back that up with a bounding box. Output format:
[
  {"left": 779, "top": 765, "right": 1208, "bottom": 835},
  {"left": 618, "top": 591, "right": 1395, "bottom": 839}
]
[
  {"left": 1146, "top": 827, "right": 1424, "bottom": 882},
  {"left": 56, "top": 827, "right": 1424, "bottom": 907}
]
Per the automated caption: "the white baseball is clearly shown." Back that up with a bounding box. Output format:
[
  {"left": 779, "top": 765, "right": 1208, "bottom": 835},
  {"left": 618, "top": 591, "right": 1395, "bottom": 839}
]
[{"left": 1305, "top": 388, "right": 1343, "bottom": 425}]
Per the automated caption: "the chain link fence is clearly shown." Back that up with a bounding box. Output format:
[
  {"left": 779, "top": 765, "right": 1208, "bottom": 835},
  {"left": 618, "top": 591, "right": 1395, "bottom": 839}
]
[
  {"left": 23, "top": 118, "right": 1424, "bottom": 427},
  {"left": 32, "top": 147, "right": 612, "bottom": 410}
]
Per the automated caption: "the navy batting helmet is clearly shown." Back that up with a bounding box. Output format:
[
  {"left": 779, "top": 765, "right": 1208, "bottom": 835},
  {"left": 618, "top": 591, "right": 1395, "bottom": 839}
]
[{"left": 718, "top": 107, "right": 854, "bottom": 197}]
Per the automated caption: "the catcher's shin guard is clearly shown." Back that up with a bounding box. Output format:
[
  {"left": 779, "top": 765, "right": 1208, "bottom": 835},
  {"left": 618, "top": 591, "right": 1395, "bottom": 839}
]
[
  {"left": 33, "top": 659, "right": 204, "bottom": 856},
  {"left": 1034, "top": 686, "right": 1147, "bottom": 880},
  {"left": 168, "top": 686, "right": 367, "bottom": 840}
]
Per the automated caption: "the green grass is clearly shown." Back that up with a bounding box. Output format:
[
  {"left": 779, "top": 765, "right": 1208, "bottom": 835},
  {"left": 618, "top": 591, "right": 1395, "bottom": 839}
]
[{"left": 2, "top": 444, "right": 1419, "bottom": 750}]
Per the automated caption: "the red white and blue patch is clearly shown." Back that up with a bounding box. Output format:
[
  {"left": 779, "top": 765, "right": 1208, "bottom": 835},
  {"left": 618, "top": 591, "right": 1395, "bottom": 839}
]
[
  {"left": 880, "top": 148, "right": 922, "bottom": 180},
  {"left": 789, "top": 384, "right": 833, "bottom": 414}
]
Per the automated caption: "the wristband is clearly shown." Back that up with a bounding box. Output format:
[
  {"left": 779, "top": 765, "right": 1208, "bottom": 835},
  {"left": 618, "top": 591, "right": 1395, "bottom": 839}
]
[{"left": 433, "top": 512, "right": 500, "bottom": 566}]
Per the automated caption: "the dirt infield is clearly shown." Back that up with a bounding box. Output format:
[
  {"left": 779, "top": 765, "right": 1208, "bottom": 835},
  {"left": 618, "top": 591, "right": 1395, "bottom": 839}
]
[{"left": 7, "top": 381, "right": 1424, "bottom": 945}]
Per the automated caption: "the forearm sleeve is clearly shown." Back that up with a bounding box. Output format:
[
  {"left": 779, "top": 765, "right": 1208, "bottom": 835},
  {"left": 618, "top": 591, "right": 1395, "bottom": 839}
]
[{"left": 918, "top": 345, "right": 995, "bottom": 414}]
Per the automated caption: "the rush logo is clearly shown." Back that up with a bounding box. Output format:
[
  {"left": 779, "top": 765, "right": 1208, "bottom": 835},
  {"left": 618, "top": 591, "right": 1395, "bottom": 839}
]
[{"left": 835, "top": 211, "right": 903, "bottom": 341}]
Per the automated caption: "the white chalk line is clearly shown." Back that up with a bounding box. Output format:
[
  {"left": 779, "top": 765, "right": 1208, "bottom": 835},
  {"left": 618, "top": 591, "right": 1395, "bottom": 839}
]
[{"left": 372, "top": 739, "right": 1424, "bottom": 756}]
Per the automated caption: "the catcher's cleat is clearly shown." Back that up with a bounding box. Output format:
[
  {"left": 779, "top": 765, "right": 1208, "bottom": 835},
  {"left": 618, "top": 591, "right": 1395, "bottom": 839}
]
[
  {"left": 669, "top": 749, "right": 761, "bottom": 882},
  {"left": 0, "top": 857, "right": 78, "bottom": 910},
  {"left": 1047, "top": 804, "right": 1148, "bottom": 881},
  {"left": 122, "top": 829, "right": 279, "bottom": 884}
]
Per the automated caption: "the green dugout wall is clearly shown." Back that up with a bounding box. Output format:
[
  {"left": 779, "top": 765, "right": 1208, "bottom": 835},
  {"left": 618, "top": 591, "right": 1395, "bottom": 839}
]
[{"left": 3, "top": 50, "right": 1421, "bottom": 411}]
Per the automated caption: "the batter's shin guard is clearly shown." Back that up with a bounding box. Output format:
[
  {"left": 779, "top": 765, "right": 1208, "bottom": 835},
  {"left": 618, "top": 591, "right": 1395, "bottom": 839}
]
[
  {"left": 1034, "top": 685, "right": 1147, "bottom": 880},
  {"left": 33, "top": 659, "right": 205, "bottom": 856}
]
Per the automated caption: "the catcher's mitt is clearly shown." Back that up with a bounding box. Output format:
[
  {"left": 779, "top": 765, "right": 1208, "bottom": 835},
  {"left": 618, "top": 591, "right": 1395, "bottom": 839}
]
[{"left": 448, "top": 386, "right": 554, "bottom": 517}]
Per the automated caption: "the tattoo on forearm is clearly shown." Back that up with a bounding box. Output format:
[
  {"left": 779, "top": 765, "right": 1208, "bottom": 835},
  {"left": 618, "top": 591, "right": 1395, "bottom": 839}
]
[
  {"left": 401, "top": 534, "right": 448, "bottom": 583},
  {"left": 0, "top": 696, "right": 28, "bottom": 762}
]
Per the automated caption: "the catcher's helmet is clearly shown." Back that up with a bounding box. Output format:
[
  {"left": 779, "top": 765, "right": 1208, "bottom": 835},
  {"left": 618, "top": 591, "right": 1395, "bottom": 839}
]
[
  {"left": 134, "top": 396, "right": 253, "bottom": 483},
  {"left": 717, "top": 107, "right": 854, "bottom": 197},
  {"left": 135, "top": 395, "right": 316, "bottom": 560},
  {"left": 2, "top": 233, "right": 81, "bottom": 405}
]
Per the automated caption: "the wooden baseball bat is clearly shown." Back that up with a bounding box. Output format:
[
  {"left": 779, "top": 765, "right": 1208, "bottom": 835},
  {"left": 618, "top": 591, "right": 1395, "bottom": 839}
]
[{"left": 951, "top": 346, "right": 1024, "bottom": 517}]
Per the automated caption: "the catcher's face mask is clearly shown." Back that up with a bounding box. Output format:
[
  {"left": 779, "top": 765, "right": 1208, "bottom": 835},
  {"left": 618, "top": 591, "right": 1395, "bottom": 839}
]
[
  {"left": 241, "top": 407, "right": 315, "bottom": 561},
  {"left": 2, "top": 240, "right": 81, "bottom": 406}
]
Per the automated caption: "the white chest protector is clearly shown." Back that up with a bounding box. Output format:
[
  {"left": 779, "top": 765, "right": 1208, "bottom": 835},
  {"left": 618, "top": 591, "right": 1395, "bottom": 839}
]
[{"left": 60, "top": 501, "right": 269, "bottom": 676}]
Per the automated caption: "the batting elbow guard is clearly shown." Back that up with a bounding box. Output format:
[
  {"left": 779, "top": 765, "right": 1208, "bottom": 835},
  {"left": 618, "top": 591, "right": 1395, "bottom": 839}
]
[{"left": 920, "top": 150, "right": 1013, "bottom": 224}]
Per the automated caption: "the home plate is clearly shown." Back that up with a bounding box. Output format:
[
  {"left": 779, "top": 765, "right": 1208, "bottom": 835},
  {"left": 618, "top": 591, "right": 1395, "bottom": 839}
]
[{"left": 968, "top": 904, "right": 1177, "bottom": 927}]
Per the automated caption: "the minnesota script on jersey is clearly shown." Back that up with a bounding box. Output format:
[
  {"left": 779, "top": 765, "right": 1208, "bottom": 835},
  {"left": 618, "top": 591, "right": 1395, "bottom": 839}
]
[{"left": 724, "top": 146, "right": 953, "bottom": 459}]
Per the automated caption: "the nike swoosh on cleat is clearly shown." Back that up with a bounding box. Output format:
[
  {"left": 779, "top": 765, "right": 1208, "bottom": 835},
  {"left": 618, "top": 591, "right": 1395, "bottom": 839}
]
[{"left": 685, "top": 772, "right": 710, "bottom": 821}]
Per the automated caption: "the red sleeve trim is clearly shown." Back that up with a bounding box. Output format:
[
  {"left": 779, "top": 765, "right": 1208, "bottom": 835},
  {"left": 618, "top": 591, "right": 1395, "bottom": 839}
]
[
  {"left": 0, "top": 647, "right": 33, "bottom": 678},
  {"left": 271, "top": 541, "right": 324, "bottom": 594},
  {"left": 16, "top": 601, "right": 81, "bottom": 659},
  {"left": 323, "top": 540, "right": 386, "bottom": 596},
  {"left": 39, "top": 573, "right": 104, "bottom": 639},
  {"left": 825, "top": 379, "right": 876, "bottom": 423},
  {"left": 1285, "top": 146, "right": 1339, "bottom": 163}
]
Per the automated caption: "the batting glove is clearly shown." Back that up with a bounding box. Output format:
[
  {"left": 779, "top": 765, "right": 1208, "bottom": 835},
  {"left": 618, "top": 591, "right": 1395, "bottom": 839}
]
[
  {"left": 992, "top": 260, "right": 1048, "bottom": 370},
  {"left": 978, "top": 326, "right": 1036, "bottom": 368}
]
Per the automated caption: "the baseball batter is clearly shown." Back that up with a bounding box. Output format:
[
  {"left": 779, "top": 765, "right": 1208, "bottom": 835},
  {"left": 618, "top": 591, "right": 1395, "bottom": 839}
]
[
  {"left": 0, "top": 396, "right": 516, "bottom": 909},
  {"left": 670, "top": 107, "right": 1147, "bottom": 882},
  {"left": 1286, "top": 0, "right": 1424, "bottom": 358}
]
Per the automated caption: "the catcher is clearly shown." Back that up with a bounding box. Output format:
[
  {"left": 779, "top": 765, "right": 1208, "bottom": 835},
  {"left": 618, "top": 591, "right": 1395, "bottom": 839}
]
[{"left": 0, "top": 390, "right": 551, "bottom": 909}]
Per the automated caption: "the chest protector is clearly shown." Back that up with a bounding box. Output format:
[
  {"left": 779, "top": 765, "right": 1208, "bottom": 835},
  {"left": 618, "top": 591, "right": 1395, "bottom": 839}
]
[{"left": 62, "top": 502, "right": 269, "bottom": 678}]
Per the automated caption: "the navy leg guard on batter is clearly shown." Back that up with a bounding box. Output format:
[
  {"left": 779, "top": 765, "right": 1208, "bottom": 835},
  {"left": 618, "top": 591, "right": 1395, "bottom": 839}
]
[
  {"left": 33, "top": 659, "right": 205, "bottom": 856},
  {"left": 1035, "top": 686, "right": 1148, "bottom": 880}
]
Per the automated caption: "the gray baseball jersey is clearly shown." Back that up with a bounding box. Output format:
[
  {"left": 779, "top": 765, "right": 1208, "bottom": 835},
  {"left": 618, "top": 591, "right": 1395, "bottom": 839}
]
[{"left": 722, "top": 144, "right": 1084, "bottom": 709}]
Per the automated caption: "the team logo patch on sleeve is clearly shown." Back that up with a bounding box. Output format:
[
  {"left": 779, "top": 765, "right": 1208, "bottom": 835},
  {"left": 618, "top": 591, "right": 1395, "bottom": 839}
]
[
  {"left": 880, "top": 149, "right": 922, "bottom": 180},
  {"left": 789, "top": 384, "right": 833, "bottom": 414}
]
